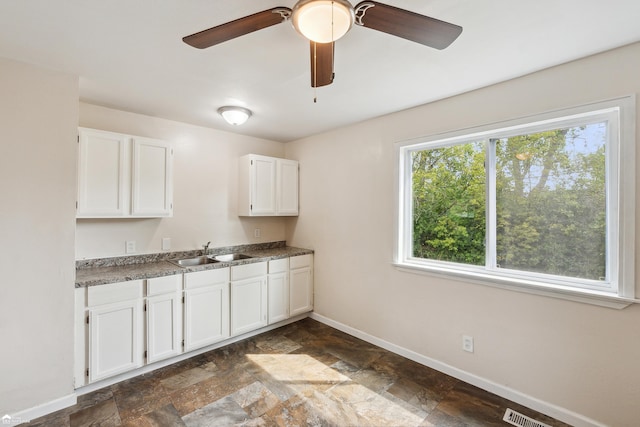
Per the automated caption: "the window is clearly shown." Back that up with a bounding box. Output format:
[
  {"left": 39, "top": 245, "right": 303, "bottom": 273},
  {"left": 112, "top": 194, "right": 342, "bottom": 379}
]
[{"left": 395, "top": 97, "right": 636, "bottom": 307}]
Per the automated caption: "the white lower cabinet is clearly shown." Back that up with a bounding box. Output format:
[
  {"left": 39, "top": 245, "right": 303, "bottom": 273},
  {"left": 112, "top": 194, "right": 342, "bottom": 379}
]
[
  {"left": 87, "top": 280, "right": 144, "bottom": 383},
  {"left": 231, "top": 262, "right": 268, "bottom": 336},
  {"left": 289, "top": 254, "right": 314, "bottom": 316},
  {"left": 268, "top": 258, "right": 289, "bottom": 324},
  {"left": 183, "top": 268, "right": 230, "bottom": 352},
  {"left": 75, "top": 253, "right": 313, "bottom": 387},
  {"left": 146, "top": 274, "right": 182, "bottom": 363},
  {"left": 74, "top": 288, "right": 87, "bottom": 388}
]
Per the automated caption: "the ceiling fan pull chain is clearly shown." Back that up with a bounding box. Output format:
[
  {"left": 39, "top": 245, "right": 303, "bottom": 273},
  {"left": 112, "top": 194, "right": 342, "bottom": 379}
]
[{"left": 313, "top": 42, "right": 318, "bottom": 103}]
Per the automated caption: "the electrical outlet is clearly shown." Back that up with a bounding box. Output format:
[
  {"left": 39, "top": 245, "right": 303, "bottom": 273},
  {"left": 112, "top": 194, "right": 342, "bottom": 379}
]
[
  {"left": 125, "top": 240, "right": 136, "bottom": 254},
  {"left": 254, "top": 228, "right": 261, "bottom": 238},
  {"left": 162, "top": 237, "right": 171, "bottom": 251},
  {"left": 462, "top": 335, "right": 474, "bottom": 353}
]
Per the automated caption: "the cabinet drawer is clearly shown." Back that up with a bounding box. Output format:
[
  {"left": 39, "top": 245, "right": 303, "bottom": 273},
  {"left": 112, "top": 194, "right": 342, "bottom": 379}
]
[
  {"left": 88, "top": 280, "right": 143, "bottom": 306},
  {"left": 268, "top": 258, "right": 289, "bottom": 274},
  {"left": 184, "top": 267, "right": 229, "bottom": 289},
  {"left": 290, "top": 254, "right": 312, "bottom": 269},
  {"left": 147, "top": 274, "right": 182, "bottom": 296},
  {"left": 231, "top": 262, "right": 267, "bottom": 281}
]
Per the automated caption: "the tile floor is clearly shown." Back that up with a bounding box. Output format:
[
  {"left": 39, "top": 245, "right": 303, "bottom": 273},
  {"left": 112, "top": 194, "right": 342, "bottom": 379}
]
[{"left": 25, "top": 318, "right": 571, "bottom": 426}]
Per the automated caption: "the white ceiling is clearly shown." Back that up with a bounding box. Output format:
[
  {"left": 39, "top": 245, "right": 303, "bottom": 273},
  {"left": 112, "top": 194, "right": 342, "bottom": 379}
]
[{"left": 1, "top": 1, "right": 639, "bottom": 142}]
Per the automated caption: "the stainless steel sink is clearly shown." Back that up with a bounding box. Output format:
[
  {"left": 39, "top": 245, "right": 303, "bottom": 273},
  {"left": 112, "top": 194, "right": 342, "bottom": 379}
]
[
  {"left": 212, "top": 253, "right": 253, "bottom": 262},
  {"left": 169, "top": 256, "right": 220, "bottom": 267}
]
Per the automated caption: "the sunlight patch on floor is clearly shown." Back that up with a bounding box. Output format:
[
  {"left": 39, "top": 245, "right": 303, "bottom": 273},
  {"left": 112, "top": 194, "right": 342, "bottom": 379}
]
[{"left": 247, "top": 353, "right": 426, "bottom": 425}]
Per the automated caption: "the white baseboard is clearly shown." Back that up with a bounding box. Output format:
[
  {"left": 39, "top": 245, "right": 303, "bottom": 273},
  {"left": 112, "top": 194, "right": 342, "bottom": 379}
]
[
  {"left": 7, "top": 393, "right": 76, "bottom": 425},
  {"left": 309, "top": 312, "right": 605, "bottom": 427},
  {"left": 9, "top": 313, "right": 604, "bottom": 427}
]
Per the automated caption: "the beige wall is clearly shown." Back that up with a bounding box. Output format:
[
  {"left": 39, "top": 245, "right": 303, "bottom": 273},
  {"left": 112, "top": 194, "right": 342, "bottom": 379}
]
[
  {"left": 3, "top": 42, "right": 639, "bottom": 425},
  {"left": 286, "top": 42, "right": 640, "bottom": 426},
  {"left": 76, "top": 104, "right": 287, "bottom": 259},
  {"left": 0, "top": 59, "right": 78, "bottom": 415}
]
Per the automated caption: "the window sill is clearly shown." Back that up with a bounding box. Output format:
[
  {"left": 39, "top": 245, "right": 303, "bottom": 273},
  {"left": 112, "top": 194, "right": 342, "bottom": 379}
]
[{"left": 393, "top": 262, "right": 639, "bottom": 309}]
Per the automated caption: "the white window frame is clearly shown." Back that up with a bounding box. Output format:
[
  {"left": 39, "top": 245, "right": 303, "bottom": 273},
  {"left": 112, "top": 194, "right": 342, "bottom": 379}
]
[{"left": 394, "top": 96, "right": 637, "bottom": 309}]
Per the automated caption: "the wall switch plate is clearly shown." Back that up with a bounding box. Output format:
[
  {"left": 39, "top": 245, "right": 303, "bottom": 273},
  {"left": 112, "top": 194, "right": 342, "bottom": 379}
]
[
  {"left": 254, "top": 228, "right": 261, "bottom": 238},
  {"left": 162, "top": 237, "right": 171, "bottom": 251},
  {"left": 125, "top": 240, "right": 136, "bottom": 254},
  {"left": 462, "top": 335, "right": 474, "bottom": 353}
]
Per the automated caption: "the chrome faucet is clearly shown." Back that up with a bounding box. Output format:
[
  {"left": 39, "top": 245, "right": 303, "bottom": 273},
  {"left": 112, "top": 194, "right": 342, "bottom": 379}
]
[{"left": 203, "top": 241, "right": 211, "bottom": 256}]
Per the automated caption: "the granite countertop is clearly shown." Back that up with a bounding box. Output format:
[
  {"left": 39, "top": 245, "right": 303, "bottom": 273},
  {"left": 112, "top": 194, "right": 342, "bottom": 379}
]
[{"left": 76, "top": 242, "right": 313, "bottom": 288}]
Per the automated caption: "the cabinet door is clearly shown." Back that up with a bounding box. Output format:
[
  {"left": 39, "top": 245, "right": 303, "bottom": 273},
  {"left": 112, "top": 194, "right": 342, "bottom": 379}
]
[
  {"left": 290, "top": 266, "right": 313, "bottom": 316},
  {"left": 231, "top": 276, "right": 268, "bottom": 336},
  {"left": 184, "top": 283, "right": 230, "bottom": 352},
  {"left": 251, "top": 156, "right": 277, "bottom": 215},
  {"left": 146, "top": 291, "right": 182, "bottom": 363},
  {"left": 131, "top": 137, "right": 173, "bottom": 217},
  {"left": 89, "top": 299, "right": 143, "bottom": 383},
  {"left": 74, "top": 288, "right": 87, "bottom": 388},
  {"left": 277, "top": 159, "right": 299, "bottom": 215},
  {"left": 77, "top": 128, "right": 128, "bottom": 217},
  {"left": 268, "top": 272, "right": 289, "bottom": 324}
]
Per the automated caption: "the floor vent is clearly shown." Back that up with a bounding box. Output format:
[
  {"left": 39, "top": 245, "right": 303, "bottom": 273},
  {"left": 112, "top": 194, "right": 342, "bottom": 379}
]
[{"left": 503, "top": 408, "right": 551, "bottom": 427}]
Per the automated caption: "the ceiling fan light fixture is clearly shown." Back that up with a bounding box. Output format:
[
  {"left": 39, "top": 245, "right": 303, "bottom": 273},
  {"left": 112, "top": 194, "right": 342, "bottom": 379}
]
[
  {"left": 292, "top": 0, "right": 354, "bottom": 43},
  {"left": 218, "top": 106, "right": 252, "bottom": 125}
]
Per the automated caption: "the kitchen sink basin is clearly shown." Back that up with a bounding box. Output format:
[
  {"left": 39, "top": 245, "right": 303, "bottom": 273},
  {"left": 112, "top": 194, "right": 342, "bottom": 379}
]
[
  {"left": 212, "top": 253, "right": 253, "bottom": 262},
  {"left": 169, "top": 256, "right": 220, "bottom": 267}
]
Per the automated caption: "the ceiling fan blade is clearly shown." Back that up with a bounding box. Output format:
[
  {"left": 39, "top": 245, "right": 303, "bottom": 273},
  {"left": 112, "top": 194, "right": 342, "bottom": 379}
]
[
  {"left": 354, "top": 1, "right": 462, "bottom": 50},
  {"left": 310, "top": 41, "right": 334, "bottom": 88},
  {"left": 183, "top": 7, "right": 292, "bottom": 49}
]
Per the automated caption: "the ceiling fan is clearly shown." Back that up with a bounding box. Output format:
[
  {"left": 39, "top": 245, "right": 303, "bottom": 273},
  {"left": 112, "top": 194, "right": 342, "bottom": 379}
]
[{"left": 183, "top": 0, "right": 462, "bottom": 89}]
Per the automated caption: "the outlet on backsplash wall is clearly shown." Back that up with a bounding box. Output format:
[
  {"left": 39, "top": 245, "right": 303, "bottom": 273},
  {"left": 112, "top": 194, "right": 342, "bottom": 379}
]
[
  {"left": 125, "top": 240, "right": 136, "bottom": 254},
  {"left": 162, "top": 237, "right": 171, "bottom": 250}
]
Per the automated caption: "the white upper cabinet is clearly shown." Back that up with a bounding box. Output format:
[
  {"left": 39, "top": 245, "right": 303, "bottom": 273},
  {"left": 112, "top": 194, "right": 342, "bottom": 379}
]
[
  {"left": 238, "top": 154, "right": 298, "bottom": 216},
  {"left": 131, "top": 137, "right": 173, "bottom": 217},
  {"left": 277, "top": 159, "right": 300, "bottom": 215},
  {"left": 77, "top": 128, "right": 128, "bottom": 217},
  {"left": 249, "top": 155, "right": 277, "bottom": 215},
  {"left": 77, "top": 128, "right": 173, "bottom": 218}
]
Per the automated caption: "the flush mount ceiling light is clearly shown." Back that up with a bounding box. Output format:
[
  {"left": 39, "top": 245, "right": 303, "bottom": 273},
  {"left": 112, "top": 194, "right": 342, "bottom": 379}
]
[
  {"left": 291, "top": 0, "right": 355, "bottom": 43},
  {"left": 218, "top": 106, "right": 252, "bottom": 125}
]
